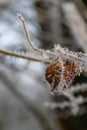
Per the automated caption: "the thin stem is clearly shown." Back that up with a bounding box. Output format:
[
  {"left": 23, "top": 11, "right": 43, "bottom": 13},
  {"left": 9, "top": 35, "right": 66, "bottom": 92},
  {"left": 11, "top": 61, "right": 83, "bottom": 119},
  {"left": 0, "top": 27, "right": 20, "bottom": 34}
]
[
  {"left": 0, "top": 47, "right": 87, "bottom": 73},
  {"left": 0, "top": 48, "right": 50, "bottom": 64},
  {"left": 17, "top": 14, "right": 43, "bottom": 53}
]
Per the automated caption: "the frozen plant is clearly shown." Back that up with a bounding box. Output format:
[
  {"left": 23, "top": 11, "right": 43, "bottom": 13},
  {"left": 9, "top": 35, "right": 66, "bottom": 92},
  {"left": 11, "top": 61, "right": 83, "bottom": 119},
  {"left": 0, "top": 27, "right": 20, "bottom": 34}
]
[{"left": 0, "top": 14, "right": 87, "bottom": 115}]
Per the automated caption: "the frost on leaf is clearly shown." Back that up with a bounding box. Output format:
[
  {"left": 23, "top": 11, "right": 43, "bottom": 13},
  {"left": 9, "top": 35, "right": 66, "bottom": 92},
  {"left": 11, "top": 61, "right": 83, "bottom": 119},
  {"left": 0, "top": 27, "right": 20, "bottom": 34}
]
[
  {"left": 45, "top": 59, "right": 62, "bottom": 91},
  {"left": 62, "top": 59, "right": 81, "bottom": 90},
  {"left": 45, "top": 58, "right": 81, "bottom": 91}
]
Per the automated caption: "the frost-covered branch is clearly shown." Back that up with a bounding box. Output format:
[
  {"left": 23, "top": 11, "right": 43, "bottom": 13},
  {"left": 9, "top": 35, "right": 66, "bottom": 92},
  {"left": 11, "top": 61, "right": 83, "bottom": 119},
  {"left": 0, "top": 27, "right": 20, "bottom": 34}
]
[
  {"left": 0, "top": 47, "right": 50, "bottom": 63},
  {"left": 0, "top": 14, "right": 87, "bottom": 73},
  {"left": 17, "top": 14, "right": 55, "bottom": 62},
  {"left": 17, "top": 14, "right": 43, "bottom": 53},
  {"left": 45, "top": 88, "right": 87, "bottom": 116}
]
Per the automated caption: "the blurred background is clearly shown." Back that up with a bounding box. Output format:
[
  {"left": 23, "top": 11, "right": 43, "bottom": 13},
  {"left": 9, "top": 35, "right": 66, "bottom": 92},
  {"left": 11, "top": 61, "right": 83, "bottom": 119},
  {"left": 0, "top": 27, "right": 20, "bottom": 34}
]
[{"left": 0, "top": 0, "right": 87, "bottom": 130}]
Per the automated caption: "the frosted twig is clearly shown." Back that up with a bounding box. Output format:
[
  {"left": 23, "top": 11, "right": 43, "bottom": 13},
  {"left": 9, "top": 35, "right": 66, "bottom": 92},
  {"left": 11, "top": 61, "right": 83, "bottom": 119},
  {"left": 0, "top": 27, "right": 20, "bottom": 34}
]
[
  {"left": 0, "top": 48, "right": 50, "bottom": 63},
  {"left": 17, "top": 14, "right": 57, "bottom": 63},
  {"left": 45, "top": 96, "right": 87, "bottom": 116},
  {"left": 70, "top": 84, "right": 87, "bottom": 93},
  {"left": 63, "top": 91, "right": 80, "bottom": 115},
  {"left": 45, "top": 101, "right": 70, "bottom": 110},
  {"left": 46, "top": 86, "right": 87, "bottom": 115},
  {"left": 17, "top": 14, "right": 43, "bottom": 53},
  {"left": 8, "top": 14, "right": 87, "bottom": 65},
  {"left": 0, "top": 14, "right": 87, "bottom": 73},
  {"left": 0, "top": 40, "right": 87, "bottom": 73}
]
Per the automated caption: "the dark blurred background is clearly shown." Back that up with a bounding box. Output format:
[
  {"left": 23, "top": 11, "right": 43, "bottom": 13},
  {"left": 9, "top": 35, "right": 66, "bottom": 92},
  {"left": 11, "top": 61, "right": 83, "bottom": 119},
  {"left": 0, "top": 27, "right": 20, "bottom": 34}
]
[{"left": 0, "top": 0, "right": 87, "bottom": 130}]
